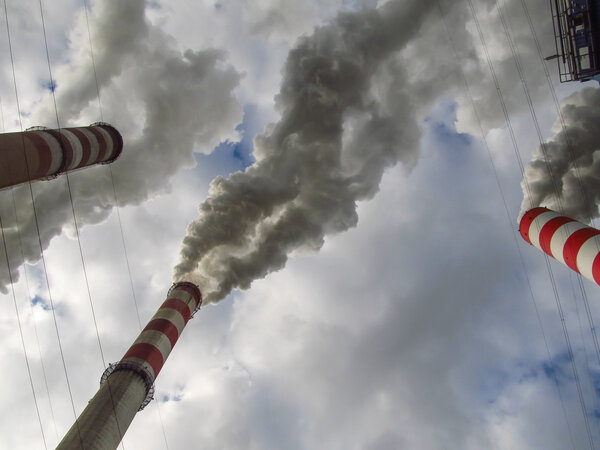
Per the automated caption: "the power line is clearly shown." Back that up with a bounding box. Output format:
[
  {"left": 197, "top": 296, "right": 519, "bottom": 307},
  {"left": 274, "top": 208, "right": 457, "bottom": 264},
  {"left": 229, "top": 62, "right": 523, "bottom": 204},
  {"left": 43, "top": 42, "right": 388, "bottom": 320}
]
[
  {"left": 519, "top": 0, "right": 597, "bottom": 229},
  {"left": 493, "top": 2, "right": 597, "bottom": 446},
  {"left": 569, "top": 271, "right": 600, "bottom": 441},
  {"left": 516, "top": 0, "right": 600, "bottom": 376},
  {"left": 10, "top": 188, "right": 60, "bottom": 443},
  {"left": 37, "top": 0, "right": 107, "bottom": 369},
  {"left": 79, "top": 0, "right": 170, "bottom": 444},
  {"left": 2, "top": 86, "right": 59, "bottom": 442},
  {"left": 36, "top": 0, "right": 128, "bottom": 446},
  {"left": 2, "top": 0, "right": 80, "bottom": 438},
  {"left": 0, "top": 215, "right": 48, "bottom": 449},
  {"left": 465, "top": 0, "right": 595, "bottom": 447},
  {"left": 437, "top": 1, "right": 577, "bottom": 447}
]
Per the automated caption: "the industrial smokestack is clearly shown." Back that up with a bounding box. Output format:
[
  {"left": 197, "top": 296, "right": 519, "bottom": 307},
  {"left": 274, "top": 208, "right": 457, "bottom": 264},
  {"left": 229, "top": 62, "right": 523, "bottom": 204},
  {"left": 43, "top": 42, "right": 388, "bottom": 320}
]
[
  {"left": 0, "top": 123, "right": 122, "bottom": 190},
  {"left": 519, "top": 207, "right": 600, "bottom": 286},
  {"left": 56, "top": 281, "right": 201, "bottom": 450}
]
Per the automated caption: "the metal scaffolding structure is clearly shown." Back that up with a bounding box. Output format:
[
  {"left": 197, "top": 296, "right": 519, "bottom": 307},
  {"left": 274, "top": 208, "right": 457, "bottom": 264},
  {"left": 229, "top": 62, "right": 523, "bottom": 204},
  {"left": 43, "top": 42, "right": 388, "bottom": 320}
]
[{"left": 550, "top": 0, "right": 600, "bottom": 82}]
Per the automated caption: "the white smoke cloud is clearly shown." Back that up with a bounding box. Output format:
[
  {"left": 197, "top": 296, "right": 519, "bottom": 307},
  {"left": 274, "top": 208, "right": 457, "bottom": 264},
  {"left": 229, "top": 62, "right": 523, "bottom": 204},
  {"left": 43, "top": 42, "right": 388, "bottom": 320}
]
[
  {"left": 519, "top": 87, "right": 600, "bottom": 222},
  {"left": 0, "top": 0, "right": 242, "bottom": 291},
  {"left": 173, "top": 0, "right": 438, "bottom": 302}
]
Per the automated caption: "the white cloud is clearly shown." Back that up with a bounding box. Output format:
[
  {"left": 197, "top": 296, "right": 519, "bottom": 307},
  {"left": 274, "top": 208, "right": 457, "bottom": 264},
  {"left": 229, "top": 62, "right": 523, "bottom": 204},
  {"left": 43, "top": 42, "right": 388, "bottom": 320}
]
[
  {"left": 1, "top": 0, "right": 599, "bottom": 449},
  {"left": 0, "top": 0, "right": 243, "bottom": 291}
]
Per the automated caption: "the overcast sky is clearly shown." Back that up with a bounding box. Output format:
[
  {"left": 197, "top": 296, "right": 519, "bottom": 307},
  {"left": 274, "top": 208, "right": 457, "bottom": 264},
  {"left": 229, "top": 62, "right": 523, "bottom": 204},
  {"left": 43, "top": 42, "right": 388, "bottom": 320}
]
[{"left": 1, "top": 0, "right": 600, "bottom": 448}]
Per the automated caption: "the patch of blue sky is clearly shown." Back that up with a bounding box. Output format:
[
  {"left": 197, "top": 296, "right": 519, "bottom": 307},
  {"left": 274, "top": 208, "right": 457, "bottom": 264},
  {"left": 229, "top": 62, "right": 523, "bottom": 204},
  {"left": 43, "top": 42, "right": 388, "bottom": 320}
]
[
  {"left": 22, "top": 262, "right": 69, "bottom": 316},
  {"left": 31, "top": 295, "right": 50, "bottom": 310},
  {"left": 159, "top": 383, "right": 186, "bottom": 403},
  {"left": 161, "top": 392, "right": 183, "bottom": 402},
  {"left": 477, "top": 358, "right": 544, "bottom": 404},
  {"left": 423, "top": 100, "right": 473, "bottom": 160},
  {"left": 542, "top": 359, "right": 558, "bottom": 380},
  {"left": 541, "top": 351, "right": 576, "bottom": 385},
  {"left": 43, "top": 79, "right": 57, "bottom": 93},
  {"left": 194, "top": 103, "right": 263, "bottom": 179},
  {"left": 22, "top": 261, "right": 44, "bottom": 290},
  {"left": 419, "top": 100, "right": 497, "bottom": 206},
  {"left": 585, "top": 364, "right": 600, "bottom": 418},
  {"left": 592, "top": 367, "right": 600, "bottom": 393},
  {"left": 476, "top": 353, "right": 580, "bottom": 408}
]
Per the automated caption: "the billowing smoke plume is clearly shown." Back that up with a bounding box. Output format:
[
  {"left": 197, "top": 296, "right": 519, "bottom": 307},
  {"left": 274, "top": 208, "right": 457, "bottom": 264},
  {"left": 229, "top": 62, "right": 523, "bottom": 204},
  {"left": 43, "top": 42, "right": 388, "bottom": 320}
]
[
  {"left": 519, "top": 87, "right": 600, "bottom": 222},
  {"left": 173, "top": 0, "right": 439, "bottom": 303},
  {"left": 0, "top": 0, "right": 562, "bottom": 294},
  {"left": 0, "top": 0, "right": 242, "bottom": 290}
]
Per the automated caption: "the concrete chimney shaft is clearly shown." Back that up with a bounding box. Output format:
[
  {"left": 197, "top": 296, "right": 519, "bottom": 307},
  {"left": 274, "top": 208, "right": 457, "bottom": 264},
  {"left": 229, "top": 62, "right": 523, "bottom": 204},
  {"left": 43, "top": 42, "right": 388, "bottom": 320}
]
[{"left": 56, "top": 281, "right": 201, "bottom": 450}]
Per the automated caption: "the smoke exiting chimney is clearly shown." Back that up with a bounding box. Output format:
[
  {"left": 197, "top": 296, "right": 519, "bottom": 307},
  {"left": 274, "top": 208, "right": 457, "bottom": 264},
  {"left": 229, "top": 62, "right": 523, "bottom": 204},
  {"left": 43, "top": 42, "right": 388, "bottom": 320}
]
[
  {"left": 519, "top": 87, "right": 600, "bottom": 222},
  {"left": 56, "top": 281, "right": 201, "bottom": 450},
  {"left": 519, "top": 207, "right": 600, "bottom": 286},
  {"left": 0, "top": 123, "right": 122, "bottom": 190},
  {"left": 173, "top": 0, "right": 435, "bottom": 303}
]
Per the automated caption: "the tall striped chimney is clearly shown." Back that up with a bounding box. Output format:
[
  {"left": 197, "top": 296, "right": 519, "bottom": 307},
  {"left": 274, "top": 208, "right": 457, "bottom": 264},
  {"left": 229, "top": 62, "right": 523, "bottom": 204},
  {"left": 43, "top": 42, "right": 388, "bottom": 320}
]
[
  {"left": 519, "top": 207, "right": 600, "bottom": 286},
  {"left": 0, "top": 122, "right": 122, "bottom": 190},
  {"left": 56, "top": 281, "right": 202, "bottom": 450}
]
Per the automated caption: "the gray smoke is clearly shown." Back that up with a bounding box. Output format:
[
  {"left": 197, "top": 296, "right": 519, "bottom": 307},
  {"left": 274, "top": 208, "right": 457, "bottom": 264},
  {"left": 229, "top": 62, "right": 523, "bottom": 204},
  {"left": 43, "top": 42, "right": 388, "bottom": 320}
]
[
  {"left": 173, "top": 0, "right": 439, "bottom": 303},
  {"left": 519, "top": 87, "right": 600, "bottom": 222},
  {"left": 0, "top": 0, "right": 562, "bottom": 294},
  {"left": 0, "top": 0, "right": 242, "bottom": 291}
]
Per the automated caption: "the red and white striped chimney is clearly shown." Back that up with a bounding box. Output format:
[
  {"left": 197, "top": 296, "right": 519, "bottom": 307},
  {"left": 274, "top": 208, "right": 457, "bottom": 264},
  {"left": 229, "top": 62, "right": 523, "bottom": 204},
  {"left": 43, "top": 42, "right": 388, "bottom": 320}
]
[
  {"left": 0, "top": 122, "right": 122, "bottom": 190},
  {"left": 519, "top": 207, "right": 600, "bottom": 286},
  {"left": 119, "top": 281, "right": 202, "bottom": 386},
  {"left": 57, "top": 281, "right": 202, "bottom": 450}
]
